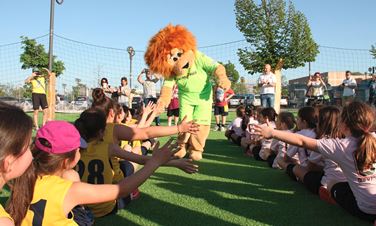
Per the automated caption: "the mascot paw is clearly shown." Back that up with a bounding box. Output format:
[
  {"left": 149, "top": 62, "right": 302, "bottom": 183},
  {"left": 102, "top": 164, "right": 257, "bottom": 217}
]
[
  {"left": 174, "top": 145, "right": 187, "bottom": 159},
  {"left": 218, "top": 79, "right": 231, "bottom": 91},
  {"left": 189, "top": 151, "right": 203, "bottom": 161}
]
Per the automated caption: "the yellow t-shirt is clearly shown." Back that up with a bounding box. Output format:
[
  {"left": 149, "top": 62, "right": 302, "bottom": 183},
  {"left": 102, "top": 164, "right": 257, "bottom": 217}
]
[
  {"left": 120, "top": 120, "right": 142, "bottom": 149},
  {"left": 77, "top": 141, "right": 116, "bottom": 217},
  {"left": 31, "top": 76, "right": 46, "bottom": 94},
  {"left": 103, "top": 123, "right": 124, "bottom": 183},
  {"left": 0, "top": 204, "right": 13, "bottom": 223},
  {"left": 21, "top": 175, "right": 77, "bottom": 226}
]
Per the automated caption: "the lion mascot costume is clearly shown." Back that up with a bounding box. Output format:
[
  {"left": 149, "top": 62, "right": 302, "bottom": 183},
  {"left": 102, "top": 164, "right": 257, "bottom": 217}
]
[{"left": 144, "top": 24, "right": 231, "bottom": 161}]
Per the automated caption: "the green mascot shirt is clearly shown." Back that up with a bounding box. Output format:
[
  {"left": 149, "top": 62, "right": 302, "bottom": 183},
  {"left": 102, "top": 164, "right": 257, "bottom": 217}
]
[{"left": 163, "top": 51, "right": 219, "bottom": 125}]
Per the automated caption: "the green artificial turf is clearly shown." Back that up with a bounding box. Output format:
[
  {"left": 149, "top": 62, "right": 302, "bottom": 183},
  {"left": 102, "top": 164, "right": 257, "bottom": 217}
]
[{"left": 20, "top": 110, "right": 370, "bottom": 225}]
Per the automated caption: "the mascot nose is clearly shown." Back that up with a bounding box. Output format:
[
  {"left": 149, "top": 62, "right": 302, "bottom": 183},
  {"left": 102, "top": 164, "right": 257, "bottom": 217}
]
[{"left": 173, "top": 57, "right": 178, "bottom": 61}]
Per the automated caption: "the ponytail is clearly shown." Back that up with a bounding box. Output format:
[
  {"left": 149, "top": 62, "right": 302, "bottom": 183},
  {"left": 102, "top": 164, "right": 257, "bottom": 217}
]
[
  {"left": 92, "top": 88, "right": 114, "bottom": 117},
  {"left": 356, "top": 133, "right": 376, "bottom": 171},
  {"left": 341, "top": 101, "right": 376, "bottom": 171}
]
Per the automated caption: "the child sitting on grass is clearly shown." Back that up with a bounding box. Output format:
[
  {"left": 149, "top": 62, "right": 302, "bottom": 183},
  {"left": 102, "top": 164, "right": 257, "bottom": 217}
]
[
  {"left": 255, "top": 101, "right": 376, "bottom": 223},
  {"left": 225, "top": 105, "right": 246, "bottom": 145},
  {"left": 277, "top": 106, "right": 317, "bottom": 180}
]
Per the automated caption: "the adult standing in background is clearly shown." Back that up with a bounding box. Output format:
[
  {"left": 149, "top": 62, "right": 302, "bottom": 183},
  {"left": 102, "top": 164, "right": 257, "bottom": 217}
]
[
  {"left": 369, "top": 74, "right": 376, "bottom": 107},
  {"left": 25, "top": 68, "right": 50, "bottom": 129},
  {"left": 341, "top": 70, "right": 357, "bottom": 106},
  {"left": 100, "top": 77, "right": 115, "bottom": 99},
  {"left": 137, "top": 68, "right": 160, "bottom": 125},
  {"left": 118, "top": 77, "right": 132, "bottom": 108},
  {"left": 306, "top": 72, "right": 327, "bottom": 106},
  {"left": 258, "top": 64, "right": 276, "bottom": 108}
]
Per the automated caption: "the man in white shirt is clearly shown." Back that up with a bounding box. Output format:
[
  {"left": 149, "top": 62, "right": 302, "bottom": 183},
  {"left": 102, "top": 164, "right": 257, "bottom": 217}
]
[
  {"left": 258, "top": 64, "right": 276, "bottom": 108},
  {"left": 138, "top": 68, "right": 160, "bottom": 125},
  {"left": 341, "top": 70, "right": 357, "bottom": 106}
]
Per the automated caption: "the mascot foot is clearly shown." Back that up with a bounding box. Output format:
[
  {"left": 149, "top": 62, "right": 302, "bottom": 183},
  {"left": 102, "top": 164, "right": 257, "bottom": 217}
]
[
  {"left": 189, "top": 151, "right": 202, "bottom": 161},
  {"left": 174, "top": 146, "right": 187, "bottom": 159}
]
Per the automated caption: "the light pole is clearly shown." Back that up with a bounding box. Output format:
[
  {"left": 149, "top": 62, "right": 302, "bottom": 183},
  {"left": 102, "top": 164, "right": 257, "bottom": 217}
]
[
  {"left": 369, "top": 66, "right": 376, "bottom": 76},
  {"left": 127, "top": 46, "right": 135, "bottom": 89},
  {"left": 48, "top": 0, "right": 63, "bottom": 71}
]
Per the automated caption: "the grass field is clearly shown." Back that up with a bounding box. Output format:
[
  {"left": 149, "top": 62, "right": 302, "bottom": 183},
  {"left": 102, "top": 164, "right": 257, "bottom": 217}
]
[{"left": 22, "top": 111, "right": 369, "bottom": 225}]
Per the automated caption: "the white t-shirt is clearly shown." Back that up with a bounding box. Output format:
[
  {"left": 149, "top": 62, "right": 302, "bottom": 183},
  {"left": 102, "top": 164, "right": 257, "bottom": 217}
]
[
  {"left": 118, "top": 85, "right": 130, "bottom": 105},
  {"left": 342, "top": 78, "right": 357, "bottom": 97},
  {"left": 310, "top": 81, "right": 324, "bottom": 96},
  {"left": 287, "top": 129, "right": 316, "bottom": 167},
  {"left": 272, "top": 130, "right": 293, "bottom": 169},
  {"left": 316, "top": 135, "right": 376, "bottom": 214},
  {"left": 258, "top": 73, "right": 276, "bottom": 95},
  {"left": 228, "top": 117, "right": 243, "bottom": 136},
  {"left": 245, "top": 117, "right": 259, "bottom": 140},
  {"left": 309, "top": 152, "right": 347, "bottom": 188},
  {"left": 259, "top": 121, "right": 276, "bottom": 160}
]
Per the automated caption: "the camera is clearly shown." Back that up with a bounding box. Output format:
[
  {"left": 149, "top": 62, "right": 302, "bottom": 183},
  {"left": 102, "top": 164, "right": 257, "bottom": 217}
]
[{"left": 144, "top": 69, "right": 149, "bottom": 74}]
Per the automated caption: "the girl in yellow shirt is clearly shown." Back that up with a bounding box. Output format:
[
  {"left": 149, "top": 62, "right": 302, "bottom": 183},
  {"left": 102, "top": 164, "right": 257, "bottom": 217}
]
[
  {"left": 0, "top": 102, "right": 34, "bottom": 226},
  {"left": 75, "top": 108, "right": 199, "bottom": 217},
  {"left": 7, "top": 120, "right": 186, "bottom": 226}
]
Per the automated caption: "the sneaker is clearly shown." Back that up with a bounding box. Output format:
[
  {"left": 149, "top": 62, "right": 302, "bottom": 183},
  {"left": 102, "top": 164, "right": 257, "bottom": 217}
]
[
  {"left": 220, "top": 126, "right": 226, "bottom": 132},
  {"left": 213, "top": 126, "right": 220, "bottom": 131},
  {"left": 319, "top": 186, "right": 336, "bottom": 205},
  {"left": 131, "top": 188, "right": 141, "bottom": 200}
]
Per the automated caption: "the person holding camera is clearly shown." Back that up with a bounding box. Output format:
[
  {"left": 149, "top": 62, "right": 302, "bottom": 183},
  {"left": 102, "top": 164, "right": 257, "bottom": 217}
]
[
  {"left": 341, "top": 70, "right": 357, "bottom": 106},
  {"left": 25, "top": 68, "right": 51, "bottom": 129},
  {"left": 137, "top": 68, "right": 160, "bottom": 125},
  {"left": 369, "top": 74, "right": 376, "bottom": 107},
  {"left": 306, "top": 72, "right": 327, "bottom": 106}
]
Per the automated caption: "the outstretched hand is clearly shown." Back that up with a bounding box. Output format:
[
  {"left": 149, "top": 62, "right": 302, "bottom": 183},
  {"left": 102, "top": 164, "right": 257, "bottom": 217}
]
[
  {"left": 253, "top": 118, "right": 274, "bottom": 139},
  {"left": 143, "top": 101, "right": 155, "bottom": 116},
  {"left": 178, "top": 115, "right": 200, "bottom": 134},
  {"left": 171, "top": 159, "right": 199, "bottom": 174},
  {"left": 151, "top": 138, "right": 176, "bottom": 166}
]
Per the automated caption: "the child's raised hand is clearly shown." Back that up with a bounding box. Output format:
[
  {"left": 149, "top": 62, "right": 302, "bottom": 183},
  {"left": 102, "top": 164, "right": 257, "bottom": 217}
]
[
  {"left": 254, "top": 119, "right": 274, "bottom": 139},
  {"left": 172, "top": 159, "right": 199, "bottom": 174},
  {"left": 143, "top": 101, "right": 155, "bottom": 115},
  {"left": 150, "top": 138, "right": 176, "bottom": 165},
  {"left": 178, "top": 116, "right": 200, "bottom": 134}
]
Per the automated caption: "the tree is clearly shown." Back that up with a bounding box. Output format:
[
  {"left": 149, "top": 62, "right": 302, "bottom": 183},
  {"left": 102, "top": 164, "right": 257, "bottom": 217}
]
[
  {"left": 235, "top": 0, "right": 319, "bottom": 111},
  {"left": 20, "top": 36, "right": 65, "bottom": 76},
  {"left": 371, "top": 44, "right": 376, "bottom": 59},
  {"left": 72, "top": 78, "right": 87, "bottom": 99}
]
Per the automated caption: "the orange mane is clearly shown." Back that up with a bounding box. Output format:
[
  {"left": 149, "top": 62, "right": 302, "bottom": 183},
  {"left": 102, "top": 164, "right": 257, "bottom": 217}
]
[{"left": 144, "top": 24, "right": 197, "bottom": 79}]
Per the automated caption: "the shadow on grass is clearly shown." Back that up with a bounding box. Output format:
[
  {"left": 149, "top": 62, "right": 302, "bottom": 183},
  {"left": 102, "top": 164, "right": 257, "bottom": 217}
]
[
  {"left": 139, "top": 138, "right": 369, "bottom": 226},
  {"left": 96, "top": 192, "right": 238, "bottom": 226}
]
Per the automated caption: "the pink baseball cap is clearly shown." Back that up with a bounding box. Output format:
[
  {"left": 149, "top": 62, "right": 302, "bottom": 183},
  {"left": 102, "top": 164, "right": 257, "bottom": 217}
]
[{"left": 35, "top": 121, "right": 87, "bottom": 154}]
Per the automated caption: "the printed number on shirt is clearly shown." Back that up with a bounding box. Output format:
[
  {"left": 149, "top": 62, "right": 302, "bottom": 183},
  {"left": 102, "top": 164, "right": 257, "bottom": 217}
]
[
  {"left": 77, "top": 160, "right": 105, "bottom": 184},
  {"left": 30, "top": 199, "right": 47, "bottom": 226}
]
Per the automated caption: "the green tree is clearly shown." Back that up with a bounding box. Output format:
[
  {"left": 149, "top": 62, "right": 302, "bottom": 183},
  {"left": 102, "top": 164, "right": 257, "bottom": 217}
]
[
  {"left": 72, "top": 78, "right": 87, "bottom": 99},
  {"left": 235, "top": 0, "right": 318, "bottom": 73},
  {"left": 371, "top": 44, "right": 376, "bottom": 59},
  {"left": 235, "top": 0, "right": 318, "bottom": 111},
  {"left": 20, "top": 36, "right": 65, "bottom": 76}
]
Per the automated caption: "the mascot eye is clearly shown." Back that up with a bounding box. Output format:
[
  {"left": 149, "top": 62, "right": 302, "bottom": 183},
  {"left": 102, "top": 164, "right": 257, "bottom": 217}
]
[
  {"left": 177, "top": 52, "right": 182, "bottom": 57},
  {"left": 173, "top": 57, "right": 178, "bottom": 62}
]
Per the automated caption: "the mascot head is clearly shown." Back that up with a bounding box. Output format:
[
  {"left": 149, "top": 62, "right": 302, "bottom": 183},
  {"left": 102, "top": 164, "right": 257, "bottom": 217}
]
[{"left": 144, "top": 24, "right": 197, "bottom": 79}]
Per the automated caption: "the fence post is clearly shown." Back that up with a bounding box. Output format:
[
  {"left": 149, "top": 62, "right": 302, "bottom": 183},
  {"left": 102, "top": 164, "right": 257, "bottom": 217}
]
[{"left": 48, "top": 72, "right": 56, "bottom": 120}]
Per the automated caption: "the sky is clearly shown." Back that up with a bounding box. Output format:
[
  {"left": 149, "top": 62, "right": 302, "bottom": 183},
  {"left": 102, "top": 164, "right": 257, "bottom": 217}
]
[
  {"left": 1, "top": 0, "right": 376, "bottom": 92},
  {"left": 1, "top": 0, "right": 375, "bottom": 50}
]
